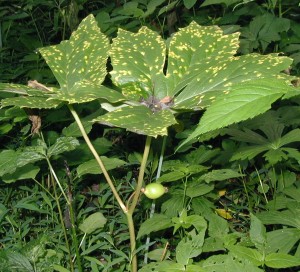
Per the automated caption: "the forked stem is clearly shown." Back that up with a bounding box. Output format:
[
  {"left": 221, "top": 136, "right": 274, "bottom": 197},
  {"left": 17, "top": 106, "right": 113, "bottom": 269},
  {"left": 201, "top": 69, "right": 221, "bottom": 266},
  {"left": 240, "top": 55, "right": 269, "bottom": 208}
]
[
  {"left": 128, "top": 136, "right": 152, "bottom": 213},
  {"left": 144, "top": 136, "right": 166, "bottom": 264},
  {"left": 68, "top": 104, "right": 126, "bottom": 212},
  {"left": 69, "top": 105, "right": 153, "bottom": 272},
  {"left": 127, "top": 136, "right": 152, "bottom": 272}
]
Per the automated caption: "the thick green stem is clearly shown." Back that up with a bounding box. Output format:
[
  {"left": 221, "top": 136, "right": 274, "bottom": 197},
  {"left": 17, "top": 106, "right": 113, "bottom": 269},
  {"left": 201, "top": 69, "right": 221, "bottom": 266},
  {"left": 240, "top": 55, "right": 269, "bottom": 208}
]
[
  {"left": 144, "top": 136, "right": 167, "bottom": 264},
  {"left": 128, "top": 136, "right": 152, "bottom": 214},
  {"left": 126, "top": 213, "right": 138, "bottom": 272},
  {"left": 69, "top": 105, "right": 152, "bottom": 272},
  {"left": 127, "top": 136, "right": 152, "bottom": 272},
  {"left": 68, "top": 104, "right": 127, "bottom": 212},
  {"left": 278, "top": 0, "right": 282, "bottom": 17}
]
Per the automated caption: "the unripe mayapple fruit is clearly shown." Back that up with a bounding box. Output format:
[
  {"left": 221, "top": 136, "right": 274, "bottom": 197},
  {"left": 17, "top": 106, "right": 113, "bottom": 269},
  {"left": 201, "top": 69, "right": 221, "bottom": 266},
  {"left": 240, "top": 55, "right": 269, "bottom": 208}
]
[{"left": 142, "top": 183, "right": 167, "bottom": 199}]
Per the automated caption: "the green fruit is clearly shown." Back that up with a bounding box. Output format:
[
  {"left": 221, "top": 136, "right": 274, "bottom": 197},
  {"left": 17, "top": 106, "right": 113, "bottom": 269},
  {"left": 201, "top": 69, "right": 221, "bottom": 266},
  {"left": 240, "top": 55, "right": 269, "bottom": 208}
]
[{"left": 143, "top": 183, "right": 166, "bottom": 199}]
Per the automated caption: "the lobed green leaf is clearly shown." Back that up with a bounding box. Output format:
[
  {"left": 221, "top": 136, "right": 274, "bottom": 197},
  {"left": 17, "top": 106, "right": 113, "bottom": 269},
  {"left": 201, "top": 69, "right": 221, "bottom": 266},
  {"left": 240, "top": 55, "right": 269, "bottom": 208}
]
[
  {"left": 110, "top": 26, "right": 166, "bottom": 100},
  {"left": 39, "top": 15, "right": 112, "bottom": 104}
]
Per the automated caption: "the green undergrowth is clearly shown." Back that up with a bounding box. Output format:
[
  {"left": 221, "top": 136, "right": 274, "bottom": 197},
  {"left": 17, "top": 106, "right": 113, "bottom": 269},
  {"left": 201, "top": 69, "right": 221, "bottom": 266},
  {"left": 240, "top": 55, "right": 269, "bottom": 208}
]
[{"left": 0, "top": 1, "right": 300, "bottom": 271}]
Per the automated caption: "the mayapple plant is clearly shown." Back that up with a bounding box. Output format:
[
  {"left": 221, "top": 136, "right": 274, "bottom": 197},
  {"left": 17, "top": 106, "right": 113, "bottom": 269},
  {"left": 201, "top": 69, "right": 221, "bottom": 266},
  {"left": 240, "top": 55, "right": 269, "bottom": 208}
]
[{"left": 0, "top": 14, "right": 299, "bottom": 271}]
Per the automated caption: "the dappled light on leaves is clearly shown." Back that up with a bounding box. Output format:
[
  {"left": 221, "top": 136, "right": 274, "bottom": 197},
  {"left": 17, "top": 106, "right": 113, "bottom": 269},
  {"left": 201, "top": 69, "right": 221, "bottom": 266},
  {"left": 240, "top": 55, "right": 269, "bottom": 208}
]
[{"left": 0, "top": 14, "right": 298, "bottom": 139}]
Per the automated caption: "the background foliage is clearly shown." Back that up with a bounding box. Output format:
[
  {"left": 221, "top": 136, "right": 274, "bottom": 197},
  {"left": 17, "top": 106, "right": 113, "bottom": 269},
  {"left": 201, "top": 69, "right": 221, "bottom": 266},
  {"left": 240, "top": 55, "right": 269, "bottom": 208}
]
[{"left": 1, "top": 0, "right": 300, "bottom": 271}]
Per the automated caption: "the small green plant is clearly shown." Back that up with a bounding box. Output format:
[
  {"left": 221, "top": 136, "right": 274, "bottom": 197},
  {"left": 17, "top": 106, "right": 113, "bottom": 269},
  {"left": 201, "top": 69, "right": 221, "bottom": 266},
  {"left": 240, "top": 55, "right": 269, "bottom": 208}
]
[
  {"left": 224, "top": 111, "right": 300, "bottom": 166},
  {"left": 1, "top": 14, "right": 300, "bottom": 271}
]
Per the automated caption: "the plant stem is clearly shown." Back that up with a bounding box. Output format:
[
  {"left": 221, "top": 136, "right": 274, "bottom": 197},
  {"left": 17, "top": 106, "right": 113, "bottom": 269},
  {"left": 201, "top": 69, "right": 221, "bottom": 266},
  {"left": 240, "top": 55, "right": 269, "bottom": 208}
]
[
  {"left": 240, "top": 165, "right": 252, "bottom": 212},
  {"left": 69, "top": 105, "right": 152, "bottom": 271},
  {"left": 68, "top": 104, "right": 127, "bottom": 212},
  {"left": 127, "top": 135, "right": 152, "bottom": 272},
  {"left": 126, "top": 213, "right": 138, "bottom": 272},
  {"left": 128, "top": 136, "right": 152, "bottom": 213},
  {"left": 46, "top": 158, "right": 82, "bottom": 271},
  {"left": 48, "top": 160, "right": 70, "bottom": 204},
  {"left": 278, "top": 0, "right": 282, "bottom": 17},
  {"left": 144, "top": 136, "right": 167, "bottom": 264}
]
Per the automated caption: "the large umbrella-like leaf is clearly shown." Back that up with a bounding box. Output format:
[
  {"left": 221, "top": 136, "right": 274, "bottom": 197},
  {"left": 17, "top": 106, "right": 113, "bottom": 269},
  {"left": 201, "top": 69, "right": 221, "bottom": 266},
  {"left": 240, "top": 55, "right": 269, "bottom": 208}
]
[
  {"left": 38, "top": 15, "right": 120, "bottom": 104},
  {"left": 94, "top": 21, "right": 297, "bottom": 139},
  {"left": 0, "top": 15, "right": 125, "bottom": 109},
  {"left": 109, "top": 26, "right": 167, "bottom": 100},
  {"left": 1, "top": 16, "right": 298, "bottom": 139}
]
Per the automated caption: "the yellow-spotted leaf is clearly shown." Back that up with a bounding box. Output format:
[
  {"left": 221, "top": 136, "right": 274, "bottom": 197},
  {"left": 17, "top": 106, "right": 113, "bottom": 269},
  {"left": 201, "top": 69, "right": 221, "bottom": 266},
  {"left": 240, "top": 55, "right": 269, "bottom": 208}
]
[
  {"left": 50, "top": 81, "right": 125, "bottom": 104},
  {"left": 110, "top": 26, "right": 167, "bottom": 100},
  {"left": 106, "top": 21, "right": 296, "bottom": 140},
  {"left": 1, "top": 17, "right": 297, "bottom": 139},
  {"left": 173, "top": 54, "right": 293, "bottom": 110},
  {"left": 0, "top": 15, "right": 125, "bottom": 107},
  {"left": 38, "top": 15, "right": 122, "bottom": 104},
  {"left": 0, "top": 83, "right": 40, "bottom": 96},
  {"left": 167, "top": 22, "right": 239, "bottom": 97},
  {"left": 93, "top": 105, "right": 177, "bottom": 137},
  {"left": 0, "top": 83, "right": 61, "bottom": 109},
  {"left": 1, "top": 96, "right": 61, "bottom": 109}
]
